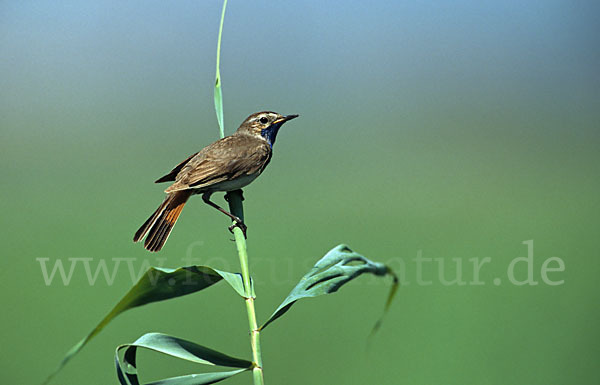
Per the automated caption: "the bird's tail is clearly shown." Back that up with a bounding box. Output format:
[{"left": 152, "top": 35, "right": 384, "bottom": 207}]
[{"left": 133, "top": 190, "right": 192, "bottom": 252}]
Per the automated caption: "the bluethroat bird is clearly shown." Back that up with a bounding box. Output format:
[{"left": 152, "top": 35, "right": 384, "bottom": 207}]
[{"left": 133, "top": 111, "right": 299, "bottom": 252}]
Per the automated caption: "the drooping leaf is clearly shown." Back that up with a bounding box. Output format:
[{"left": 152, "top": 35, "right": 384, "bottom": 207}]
[
  {"left": 260, "top": 244, "right": 398, "bottom": 331},
  {"left": 44, "top": 265, "right": 251, "bottom": 384},
  {"left": 116, "top": 334, "right": 250, "bottom": 385},
  {"left": 146, "top": 370, "right": 249, "bottom": 385},
  {"left": 116, "top": 333, "right": 252, "bottom": 385}
]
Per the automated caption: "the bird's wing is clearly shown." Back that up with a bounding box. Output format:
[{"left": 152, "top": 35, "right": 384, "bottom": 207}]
[
  {"left": 165, "top": 135, "right": 271, "bottom": 193},
  {"left": 154, "top": 151, "right": 200, "bottom": 183}
]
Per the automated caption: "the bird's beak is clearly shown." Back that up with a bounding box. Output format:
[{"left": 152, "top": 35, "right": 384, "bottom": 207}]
[{"left": 273, "top": 114, "right": 299, "bottom": 125}]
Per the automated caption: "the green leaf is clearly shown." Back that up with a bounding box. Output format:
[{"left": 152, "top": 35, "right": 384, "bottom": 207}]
[
  {"left": 260, "top": 244, "right": 398, "bottom": 331},
  {"left": 146, "top": 370, "right": 248, "bottom": 385},
  {"left": 116, "top": 333, "right": 252, "bottom": 385},
  {"left": 44, "top": 265, "right": 250, "bottom": 384}
]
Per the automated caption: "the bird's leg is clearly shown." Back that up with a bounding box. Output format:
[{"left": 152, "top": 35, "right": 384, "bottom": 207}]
[
  {"left": 224, "top": 189, "right": 245, "bottom": 202},
  {"left": 202, "top": 192, "right": 247, "bottom": 238}
]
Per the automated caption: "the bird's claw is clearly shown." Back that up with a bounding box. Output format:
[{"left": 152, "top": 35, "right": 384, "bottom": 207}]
[{"left": 228, "top": 220, "right": 248, "bottom": 239}]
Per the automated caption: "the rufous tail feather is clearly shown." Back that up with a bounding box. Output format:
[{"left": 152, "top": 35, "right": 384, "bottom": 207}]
[{"left": 133, "top": 191, "right": 191, "bottom": 252}]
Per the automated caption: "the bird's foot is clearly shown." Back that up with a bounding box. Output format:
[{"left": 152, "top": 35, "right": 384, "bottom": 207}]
[{"left": 228, "top": 219, "right": 247, "bottom": 239}]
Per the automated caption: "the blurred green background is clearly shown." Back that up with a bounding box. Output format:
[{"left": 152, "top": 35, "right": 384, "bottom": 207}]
[{"left": 1, "top": 1, "right": 599, "bottom": 384}]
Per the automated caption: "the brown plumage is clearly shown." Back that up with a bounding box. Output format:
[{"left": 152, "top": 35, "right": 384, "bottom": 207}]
[{"left": 134, "top": 111, "right": 298, "bottom": 252}]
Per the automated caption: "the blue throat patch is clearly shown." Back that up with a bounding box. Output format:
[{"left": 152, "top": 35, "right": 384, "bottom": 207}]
[{"left": 260, "top": 124, "right": 282, "bottom": 148}]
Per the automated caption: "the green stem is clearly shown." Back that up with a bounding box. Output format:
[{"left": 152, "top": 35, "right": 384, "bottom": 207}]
[
  {"left": 214, "top": 0, "right": 228, "bottom": 138},
  {"left": 213, "top": 2, "right": 263, "bottom": 382},
  {"left": 227, "top": 190, "right": 265, "bottom": 385}
]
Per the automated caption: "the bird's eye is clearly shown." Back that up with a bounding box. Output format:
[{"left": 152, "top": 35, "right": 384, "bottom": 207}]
[{"left": 259, "top": 117, "right": 269, "bottom": 124}]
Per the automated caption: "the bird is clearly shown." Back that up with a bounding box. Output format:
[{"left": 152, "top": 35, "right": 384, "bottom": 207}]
[{"left": 133, "top": 111, "right": 298, "bottom": 252}]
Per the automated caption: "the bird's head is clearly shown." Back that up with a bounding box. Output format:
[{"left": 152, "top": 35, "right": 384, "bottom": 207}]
[{"left": 237, "top": 111, "right": 299, "bottom": 148}]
